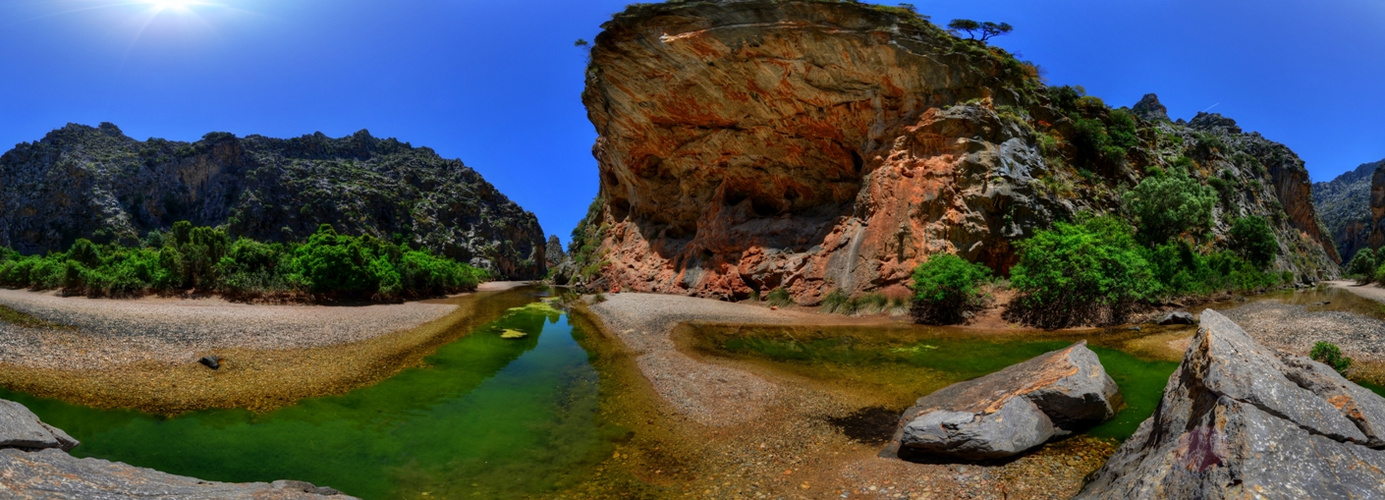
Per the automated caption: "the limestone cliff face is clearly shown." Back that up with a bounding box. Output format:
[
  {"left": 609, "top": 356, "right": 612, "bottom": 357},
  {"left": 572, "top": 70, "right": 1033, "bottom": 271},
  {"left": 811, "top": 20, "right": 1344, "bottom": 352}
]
[
  {"left": 1372, "top": 167, "right": 1385, "bottom": 250},
  {"left": 1313, "top": 160, "right": 1382, "bottom": 261},
  {"left": 574, "top": 0, "right": 1338, "bottom": 301},
  {"left": 0, "top": 124, "right": 546, "bottom": 279}
]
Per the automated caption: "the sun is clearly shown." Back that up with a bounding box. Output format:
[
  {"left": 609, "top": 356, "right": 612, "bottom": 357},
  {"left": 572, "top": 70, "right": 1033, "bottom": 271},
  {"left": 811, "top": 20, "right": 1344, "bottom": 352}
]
[{"left": 146, "top": 0, "right": 200, "bottom": 12}]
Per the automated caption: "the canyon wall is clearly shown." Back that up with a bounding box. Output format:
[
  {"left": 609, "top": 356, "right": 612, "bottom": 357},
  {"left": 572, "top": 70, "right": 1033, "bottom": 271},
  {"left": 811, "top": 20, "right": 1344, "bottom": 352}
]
[
  {"left": 0, "top": 124, "right": 546, "bottom": 279},
  {"left": 570, "top": 0, "right": 1339, "bottom": 301}
]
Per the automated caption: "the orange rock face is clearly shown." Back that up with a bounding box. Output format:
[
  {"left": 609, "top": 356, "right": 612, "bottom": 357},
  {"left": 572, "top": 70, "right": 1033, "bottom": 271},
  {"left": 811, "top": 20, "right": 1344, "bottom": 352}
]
[
  {"left": 578, "top": 1, "right": 1338, "bottom": 302},
  {"left": 582, "top": 2, "right": 1071, "bottom": 302}
]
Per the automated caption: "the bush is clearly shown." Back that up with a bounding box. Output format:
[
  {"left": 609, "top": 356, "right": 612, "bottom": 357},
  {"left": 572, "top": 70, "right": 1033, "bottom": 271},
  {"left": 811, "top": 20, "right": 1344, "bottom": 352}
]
[
  {"left": 766, "top": 288, "right": 793, "bottom": 307},
  {"left": 1008, "top": 216, "right": 1156, "bottom": 328},
  {"left": 1310, "top": 341, "right": 1352, "bottom": 374},
  {"left": 1346, "top": 250, "right": 1378, "bottom": 283},
  {"left": 1229, "top": 216, "right": 1278, "bottom": 269},
  {"left": 909, "top": 254, "right": 991, "bottom": 325},
  {"left": 821, "top": 289, "right": 858, "bottom": 315},
  {"left": 1124, "top": 168, "right": 1216, "bottom": 245},
  {"left": 0, "top": 222, "right": 485, "bottom": 302}
]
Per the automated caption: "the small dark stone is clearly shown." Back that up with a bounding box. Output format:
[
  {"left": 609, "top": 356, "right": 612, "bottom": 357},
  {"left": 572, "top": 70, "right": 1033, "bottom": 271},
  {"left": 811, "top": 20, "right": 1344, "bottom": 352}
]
[{"left": 198, "top": 356, "right": 221, "bottom": 370}]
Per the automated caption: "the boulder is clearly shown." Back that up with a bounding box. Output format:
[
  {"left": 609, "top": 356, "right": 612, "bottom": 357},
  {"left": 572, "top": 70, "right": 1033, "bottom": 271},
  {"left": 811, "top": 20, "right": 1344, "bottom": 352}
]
[
  {"left": 886, "top": 341, "right": 1121, "bottom": 461},
  {"left": 0, "top": 400, "right": 78, "bottom": 451},
  {"left": 1155, "top": 311, "right": 1195, "bottom": 325},
  {"left": 0, "top": 398, "right": 352, "bottom": 498},
  {"left": 1076, "top": 310, "right": 1385, "bottom": 499}
]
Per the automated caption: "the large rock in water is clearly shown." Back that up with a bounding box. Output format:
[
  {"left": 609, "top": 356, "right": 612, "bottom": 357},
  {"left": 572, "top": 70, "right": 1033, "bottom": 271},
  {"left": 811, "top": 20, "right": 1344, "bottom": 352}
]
[
  {"left": 0, "top": 400, "right": 77, "bottom": 451},
  {"left": 886, "top": 341, "right": 1121, "bottom": 461},
  {"left": 570, "top": 0, "right": 1339, "bottom": 302},
  {"left": 0, "top": 398, "right": 350, "bottom": 498},
  {"left": 1077, "top": 310, "right": 1385, "bottom": 499}
]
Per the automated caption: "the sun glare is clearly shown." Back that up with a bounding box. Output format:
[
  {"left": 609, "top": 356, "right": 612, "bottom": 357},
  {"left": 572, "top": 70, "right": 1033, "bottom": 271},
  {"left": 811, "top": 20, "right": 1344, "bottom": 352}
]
[{"left": 146, "top": 0, "right": 201, "bottom": 12}]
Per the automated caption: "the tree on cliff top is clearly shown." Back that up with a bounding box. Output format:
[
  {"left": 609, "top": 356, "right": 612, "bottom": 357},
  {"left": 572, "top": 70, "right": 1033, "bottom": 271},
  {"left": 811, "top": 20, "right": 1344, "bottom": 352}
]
[{"left": 948, "top": 19, "right": 1013, "bottom": 42}]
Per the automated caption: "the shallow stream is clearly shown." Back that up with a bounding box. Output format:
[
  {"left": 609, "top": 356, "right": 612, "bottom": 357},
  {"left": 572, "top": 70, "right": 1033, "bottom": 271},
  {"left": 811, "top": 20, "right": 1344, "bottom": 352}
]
[
  {"left": 2, "top": 286, "right": 1383, "bottom": 498},
  {"left": 0, "top": 297, "right": 624, "bottom": 499}
]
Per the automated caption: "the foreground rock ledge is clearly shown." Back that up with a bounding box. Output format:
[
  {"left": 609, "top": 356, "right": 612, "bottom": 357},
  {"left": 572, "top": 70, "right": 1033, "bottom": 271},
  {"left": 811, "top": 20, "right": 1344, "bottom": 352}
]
[
  {"left": 1076, "top": 309, "right": 1385, "bottom": 499},
  {"left": 0, "top": 398, "right": 350, "bottom": 499},
  {"left": 886, "top": 341, "right": 1121, "bottom": 461}
]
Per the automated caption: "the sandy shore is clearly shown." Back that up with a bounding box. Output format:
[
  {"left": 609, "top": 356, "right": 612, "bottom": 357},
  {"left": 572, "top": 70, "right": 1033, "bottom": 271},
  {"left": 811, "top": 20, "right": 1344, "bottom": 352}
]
[
  {"left": 1327, "top": 280, "right": 1385, "bottom": 304},
  {"left": 0, "top": 283, "right": 536, "bottom": 414}
]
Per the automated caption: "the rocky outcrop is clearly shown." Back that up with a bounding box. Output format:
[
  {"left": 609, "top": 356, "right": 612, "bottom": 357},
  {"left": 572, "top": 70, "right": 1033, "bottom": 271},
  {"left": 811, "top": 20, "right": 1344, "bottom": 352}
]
[
  {"left": 0, "top": 400, "right": 77, "bottom": 451},
  {"left": 0, "top": 124, "right": 546, "bottom": 279},
  {"left": 0, "top": 398, "right": 350, "bottom": 499},
  {"left": 1155, "top": 311, "right": 1194, "bottom": 325},
  {"left": 1130, "top": 93, "right": 1169, "bottom": 122},
  {"left": 572, "top": 0, "right": 1339, "bottom": 301},
  {"left": 1372, "top": 166, "right": 1385, "bottom": 251},
  {"left": 1313, "top": 160, "right": 1382, "bottom": 262},
  {"left": 1076, "top": 310, "right": 1385, "bottom": 499},
  {"left": 545, "top": 235, "right": 565, "bottom": 269},
  {"left": 886, "top": 341, "right": 1120, "bottom": 461}
]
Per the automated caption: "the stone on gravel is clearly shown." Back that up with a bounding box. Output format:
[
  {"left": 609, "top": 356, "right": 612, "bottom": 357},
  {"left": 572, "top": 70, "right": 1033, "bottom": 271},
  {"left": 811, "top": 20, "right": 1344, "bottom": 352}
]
[
  {"left": 1076, "top": 309, "right": 1385, "bottom": 499},
  {"left": 198, "top": 355, "right": 221, "bottom": 370},
  {"left": 0, "top": 400, "right": 78, "bottom": 451},
  {"left": 1155, "top": 311, "right": 1195, "bottom": 325},
  {"left": 887, "top": 341, "right": 1121, "bottom": 461}
]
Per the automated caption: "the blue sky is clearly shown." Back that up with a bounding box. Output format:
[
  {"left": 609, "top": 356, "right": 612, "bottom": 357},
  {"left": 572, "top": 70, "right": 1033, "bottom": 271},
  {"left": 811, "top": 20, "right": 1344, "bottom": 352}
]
[{"left": 2, "top": 1, "right": 1383, "bottom": 246}]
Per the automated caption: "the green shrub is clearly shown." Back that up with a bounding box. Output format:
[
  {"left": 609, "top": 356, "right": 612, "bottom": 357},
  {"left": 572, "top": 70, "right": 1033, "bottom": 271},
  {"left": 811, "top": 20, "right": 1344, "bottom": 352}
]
[
  {"left": 1310, "top": 342, "right": 1352, "bottom": 374},
  {"left": 0, "top": 222, "right": 483, "bottom": 302},
  {"left": 766, "top": 288, "right": 793, "bottom": 307},
  {"left": 1346, "top": 250, "right": 1378, "bottom": 283},
  {"left": 1008, "top": 216, "right": 1156, "bottom": 327},
  {"left": 1124, "top": 168, "right": 1216, "bottom": 245},
  {"left": 1229, "top": 216, "right": 1278, "bottom": 269},
  {"left": 821, "top": 288, "right": 858, "bottom": 315},
  {"left": 909, "top": 254, "right": 991, "bottom": 325}
]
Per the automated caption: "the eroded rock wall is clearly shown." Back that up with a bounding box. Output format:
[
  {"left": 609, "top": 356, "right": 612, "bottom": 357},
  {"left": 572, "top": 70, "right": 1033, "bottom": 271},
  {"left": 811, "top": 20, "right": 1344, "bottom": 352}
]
[
  {"left": 1372, "top": 166, "right": 1385, "bottom": 250},
  {"left": 576, "top": 0, "right": 1339, "bottom": 302}
]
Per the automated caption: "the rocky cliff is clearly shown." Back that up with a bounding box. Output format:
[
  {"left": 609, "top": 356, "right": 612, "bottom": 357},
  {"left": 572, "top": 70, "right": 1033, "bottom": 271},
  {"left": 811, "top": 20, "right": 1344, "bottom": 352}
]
[
  {"left": 0, "top": 124, "right": 546, "bottom": 279},
  {"left": 1312, "top": 160, "right": 1382, "bottom": 261},
  {"left": 1372, "top": 167, "right": 1385, "bottom": 250},
  {"left": 569, "top": 0, "right": 1339, "bottom": 301}
]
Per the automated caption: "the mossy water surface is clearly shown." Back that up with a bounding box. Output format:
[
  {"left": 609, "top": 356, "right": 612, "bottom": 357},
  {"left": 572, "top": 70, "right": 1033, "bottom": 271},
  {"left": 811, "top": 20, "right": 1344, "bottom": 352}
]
[
  {"left": 696, "top": 327, "right": 1180, "bottom": 441},
  {"left": 0, "top": 303, "right": 624, "bottom": 499}
]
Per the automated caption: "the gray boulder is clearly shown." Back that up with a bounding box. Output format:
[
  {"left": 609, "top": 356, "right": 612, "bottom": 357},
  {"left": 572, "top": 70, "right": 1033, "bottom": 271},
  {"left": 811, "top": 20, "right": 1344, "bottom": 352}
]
[
  {"left": 0, "top": 398, "right": 353, "bottom": 499},
  {"left": 886, "top": 341, "right": 1121, "bottom": 461},
  {"left": 1156, "top": 311, "right": 1195, "bottom": 325},
  {"left": 1076, "top": 309, "right": 1385, "bottom": 499},
  {"left": 0, "top": 400, "right": 78, "bottom": 451}
]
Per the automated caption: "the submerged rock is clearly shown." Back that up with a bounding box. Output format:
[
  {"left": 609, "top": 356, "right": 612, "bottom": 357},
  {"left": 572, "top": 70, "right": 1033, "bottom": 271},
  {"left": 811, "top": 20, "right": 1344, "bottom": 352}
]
[
  {"left": 886, "top": 341, "right": 1121, "bottom": 461},
  {"left": 0, "top": 400, "right": 78, "bottom": 451},
  {"left": 0, "top": 398, "right": 351, "bottom": 498},
  {"left": 1076, "top": 309, "right": 1385, "bottom": 499},
  {"left": 198, "top": 355, "right": 221, "bottom": 370},
  {"left": 1155, "top": 311, "right": 1195, "bottom": 325}
]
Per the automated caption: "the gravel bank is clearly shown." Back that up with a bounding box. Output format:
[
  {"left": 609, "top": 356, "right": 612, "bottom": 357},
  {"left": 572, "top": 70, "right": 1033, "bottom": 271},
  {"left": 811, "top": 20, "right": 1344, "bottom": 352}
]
[
  {"left": 583, "top": 293, "right": 833, "bottom": 426},
  {"left": 1220, "top": 300, "right": 1385, "bottom": 361},
  {"left": 0, "top": 289, "right": 456, "bottom": 370}
]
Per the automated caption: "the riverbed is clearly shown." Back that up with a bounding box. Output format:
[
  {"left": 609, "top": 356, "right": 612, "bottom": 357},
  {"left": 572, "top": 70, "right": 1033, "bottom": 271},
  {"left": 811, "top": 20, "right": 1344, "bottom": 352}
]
[{"left": 1, "top": 285, "right": 1383, "bottom": 499}]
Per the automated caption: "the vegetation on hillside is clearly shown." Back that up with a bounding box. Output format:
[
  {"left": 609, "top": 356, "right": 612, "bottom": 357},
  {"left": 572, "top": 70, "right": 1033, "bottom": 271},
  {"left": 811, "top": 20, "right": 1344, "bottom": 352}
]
[{"left": 0, "top": 222, "right": 486, "bottom": 302}]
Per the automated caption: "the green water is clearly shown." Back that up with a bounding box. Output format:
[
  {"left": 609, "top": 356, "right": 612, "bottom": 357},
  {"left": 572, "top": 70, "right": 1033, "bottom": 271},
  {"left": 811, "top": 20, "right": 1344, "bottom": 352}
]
[
  {"left": 716, "top": 335, "right": 1179, "bottom": 441},
  {"left": 0, "top": 305, "right": 623, "bottom": 499}
]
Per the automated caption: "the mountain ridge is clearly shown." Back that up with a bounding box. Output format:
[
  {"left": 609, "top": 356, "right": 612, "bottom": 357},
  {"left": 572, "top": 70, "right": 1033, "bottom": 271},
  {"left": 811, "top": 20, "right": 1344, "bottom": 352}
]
[{"left": 0, "top": 123, "right": 546, "bottom": 279}]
